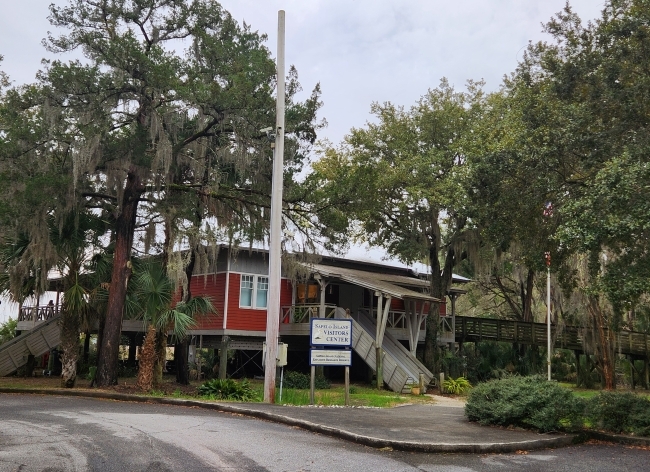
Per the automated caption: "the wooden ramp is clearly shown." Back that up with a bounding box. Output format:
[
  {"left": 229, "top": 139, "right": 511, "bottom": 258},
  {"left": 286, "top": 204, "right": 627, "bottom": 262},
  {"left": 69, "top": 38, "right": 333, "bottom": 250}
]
[
  {"left": 455, "top": 316, "right": 650, "bottom": 357},
  {"left": 0, "top": 316, "right": 60, "bottom": 377},
  {"left": 335, "top": 308, "right": 434, "bottom": 392}
]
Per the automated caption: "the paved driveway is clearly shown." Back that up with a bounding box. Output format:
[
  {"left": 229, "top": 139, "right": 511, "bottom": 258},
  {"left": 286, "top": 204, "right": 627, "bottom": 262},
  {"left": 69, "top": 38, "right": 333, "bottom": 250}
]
[{"left": 1, "top": 394, "right": 648, "bottom": 472}]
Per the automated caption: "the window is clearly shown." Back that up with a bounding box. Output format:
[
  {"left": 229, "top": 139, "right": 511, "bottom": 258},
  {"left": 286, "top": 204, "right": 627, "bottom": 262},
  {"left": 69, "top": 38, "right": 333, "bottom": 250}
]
[{"left": 239, "top": 274, "right": 269, "bottom": 309}]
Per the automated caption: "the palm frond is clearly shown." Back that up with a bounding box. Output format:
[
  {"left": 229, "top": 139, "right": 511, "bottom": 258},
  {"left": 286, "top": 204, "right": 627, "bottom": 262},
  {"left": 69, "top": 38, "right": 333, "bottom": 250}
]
[{"left": 156, "top": 309, "right": 196, "bottom": 340}]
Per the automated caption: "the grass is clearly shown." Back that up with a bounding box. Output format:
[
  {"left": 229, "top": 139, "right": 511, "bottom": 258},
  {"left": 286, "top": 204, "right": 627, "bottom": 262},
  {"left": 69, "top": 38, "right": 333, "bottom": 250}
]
[
  {"left": 270, "top": 383, "right": 435, "bottom": 407},
  {"left": 558, "top": 382, "right": 650, "bottom": 400},
  {"left": 558, "top": 383, "right": 601, "bottom": 399},
  {"left": 0, "top": 375, "right": 434, "bottom": 408}
]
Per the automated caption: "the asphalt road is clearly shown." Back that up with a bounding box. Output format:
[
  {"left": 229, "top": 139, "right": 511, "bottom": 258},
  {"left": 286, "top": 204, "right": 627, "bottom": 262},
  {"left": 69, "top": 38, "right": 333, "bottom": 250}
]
[{"left": 0, "top": 394, "right": 648, "bottom": 472}]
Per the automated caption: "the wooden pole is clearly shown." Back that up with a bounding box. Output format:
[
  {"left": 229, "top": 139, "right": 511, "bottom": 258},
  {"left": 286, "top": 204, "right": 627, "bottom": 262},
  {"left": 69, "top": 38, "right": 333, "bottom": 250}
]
[
  {"left": 376, "top": 293, "right": 383, "bottom": 389},
  {"left": 345, "top": 365, "right": 350, "bottom": 406},
  {"left": 264, "top": 10, "right": 286, "bottom": 404},
  {"left": 310, "top": 365, "right": 315, "bottom": 405},
  {"left": 547, "top": 266, "right": 551, "bottom": 381},
  {"left": 219, "top": 335, "right": 229, "bottom": 379}
]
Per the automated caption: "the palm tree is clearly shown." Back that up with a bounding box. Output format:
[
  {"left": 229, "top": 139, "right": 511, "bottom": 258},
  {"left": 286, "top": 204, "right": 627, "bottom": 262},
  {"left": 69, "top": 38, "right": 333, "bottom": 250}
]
[
  {"left": 50, "top": 212, "right": 106, "bottom": 388},
  {"left": 0, "top": 232, "right": 41, "bottom": 324},
  {"left": 131, "top": 261, "right": 214, "bottom": 391},
  {"left": 0, "top": 212, "right": 107, "bottom": 386}
]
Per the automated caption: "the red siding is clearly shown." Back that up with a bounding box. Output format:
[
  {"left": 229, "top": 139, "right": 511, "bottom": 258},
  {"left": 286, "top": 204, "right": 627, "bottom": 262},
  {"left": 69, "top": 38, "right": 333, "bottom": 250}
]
[
  {"left": 390, "top": 298, "right": 405, "bottom": 311},
  {"left": 226, "top": 274, "right": 292, "bottom": 332},
  {"left": 280, "top": 279, "right": 293, "bottom": 307},
  {"left": 189, "top": 273, "right": 225, "bottom": 330},
  {"left": 440, "top": 301, "right": 447, "bottom": 316}
]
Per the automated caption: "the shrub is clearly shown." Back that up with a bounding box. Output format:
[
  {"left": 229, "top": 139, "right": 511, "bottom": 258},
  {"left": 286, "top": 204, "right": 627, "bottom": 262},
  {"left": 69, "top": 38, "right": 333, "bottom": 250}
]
[
  {"left": 443, "top": 376, "right": 472, "bottom": 395},
  {"left": 198, "top": 378, "right": 256, "bottom": 401},
  {"left": 282, "top": 371, "right": 330, "bottom": 389},
  {"left": 465, "top": 375, "right": 584, "bottom": 433},
  {"left": 585, "top": 392, "right": 650, "bottom": 436}
]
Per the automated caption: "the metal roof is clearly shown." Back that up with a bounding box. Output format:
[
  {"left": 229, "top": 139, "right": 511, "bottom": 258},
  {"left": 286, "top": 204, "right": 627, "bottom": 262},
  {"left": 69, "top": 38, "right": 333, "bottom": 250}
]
[{"left": 302, "top": 263, "right": 444, "bottom": 303}]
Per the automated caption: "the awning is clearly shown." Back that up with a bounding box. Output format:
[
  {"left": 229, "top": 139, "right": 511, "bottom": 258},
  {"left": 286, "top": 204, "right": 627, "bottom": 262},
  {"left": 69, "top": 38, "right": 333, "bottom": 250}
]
[{"left": 301, "top": 263, "right": 443, "bottom": 303}]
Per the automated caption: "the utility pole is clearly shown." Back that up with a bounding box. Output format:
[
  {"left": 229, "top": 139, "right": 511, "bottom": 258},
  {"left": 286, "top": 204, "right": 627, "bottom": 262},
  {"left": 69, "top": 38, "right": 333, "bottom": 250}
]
[
  {"left": 546, "top": 253, "right": 552, "bottom": 381},
  {"left": 263, "top": 10, "right": 286, "bottom": 403}
]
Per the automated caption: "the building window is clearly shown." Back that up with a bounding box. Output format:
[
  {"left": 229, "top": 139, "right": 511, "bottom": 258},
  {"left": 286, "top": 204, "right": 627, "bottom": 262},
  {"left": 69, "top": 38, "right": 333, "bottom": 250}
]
[
  {"left": 240, "top": 274, "right": 269, "bottom": 309},
  {"left": 256, "top": 276, "right": 269, "bottom": 308}
]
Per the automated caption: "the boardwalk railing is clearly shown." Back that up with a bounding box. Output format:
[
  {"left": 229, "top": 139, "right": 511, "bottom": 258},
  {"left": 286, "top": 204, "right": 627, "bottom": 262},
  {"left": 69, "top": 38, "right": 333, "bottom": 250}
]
[
  {"left": 455, "top": 316, "right": 650, "bottom": 357},
  {"left": 18, "top": 305, "right": 61, "bottom": 322}
]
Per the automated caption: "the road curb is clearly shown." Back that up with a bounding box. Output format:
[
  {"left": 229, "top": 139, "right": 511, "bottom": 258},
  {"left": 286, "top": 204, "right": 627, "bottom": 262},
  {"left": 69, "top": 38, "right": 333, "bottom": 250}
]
[
  {"left": 1, "top": 387, "right": 576, "bottom": 453},
  {"left": 585, "top": 430, "right": 650, "bottom": 447}
]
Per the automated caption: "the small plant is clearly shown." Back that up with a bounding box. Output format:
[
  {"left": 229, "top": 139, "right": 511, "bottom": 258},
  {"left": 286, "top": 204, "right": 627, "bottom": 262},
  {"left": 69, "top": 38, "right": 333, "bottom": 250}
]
[
  {"left": 282, "top": 371, "right": 331, "bottom": 389},
  {"left": 465, "top": 375, "right": 583, "bottom": 433},
  {"left": 198, "top": 378, "right": 255, "bottom": 401},
  {"left": 282, "top": 371, "right": 310, "bottom": 389},
  {"left": 86, "top": 366, "right": 97, "bottom": 381},
  {"left": 443, "top": 376, "right": 472, "bottom": 395},
  {"left": 585, "top": 392, "right": 650, "bottom": 436}
]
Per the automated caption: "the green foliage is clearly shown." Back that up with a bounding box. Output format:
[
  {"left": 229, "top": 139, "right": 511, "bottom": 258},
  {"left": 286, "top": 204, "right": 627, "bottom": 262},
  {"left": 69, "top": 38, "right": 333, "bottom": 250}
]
[
  {"left": 456, "top": 342, "right": 545, "bottom": 384},
  {"left": 465, "top": 376, "right": 584, "bottom": 433},
  {"left": 282, "top": 371, "right": 331, "bottom": 389},
  {"left": 117, "top": 364, "right": 137, "bottom": 378},
  {"left": 443, "top": 377, "right": 472, "bottom": 395},
  {"left": 0, "top": 317, "right": 17, "bottom": 345},
  {"left": 198, "top": 378, "right": 256, "bottom": 401},
  {"left": 86, "top": 366, "right": 97, "bottom": 381},
  {"left": 585, "top": 392, "right": 650, "bottom": 436}
]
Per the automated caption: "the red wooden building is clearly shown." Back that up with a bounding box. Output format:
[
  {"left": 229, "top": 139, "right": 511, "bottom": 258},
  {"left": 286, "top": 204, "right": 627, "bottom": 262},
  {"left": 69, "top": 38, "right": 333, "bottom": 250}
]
[{"left": 182, "top": 246, "right": 466, "bottom": 391}]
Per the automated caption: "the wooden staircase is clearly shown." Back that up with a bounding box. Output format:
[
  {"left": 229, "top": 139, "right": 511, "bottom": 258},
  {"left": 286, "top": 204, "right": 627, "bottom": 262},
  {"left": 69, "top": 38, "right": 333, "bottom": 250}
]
[
  {"left": 334, "top": 307, "right": 434, "bottom": 393},
  {"left": 0, "top": 316, "right": 60, "bottom": 376}
]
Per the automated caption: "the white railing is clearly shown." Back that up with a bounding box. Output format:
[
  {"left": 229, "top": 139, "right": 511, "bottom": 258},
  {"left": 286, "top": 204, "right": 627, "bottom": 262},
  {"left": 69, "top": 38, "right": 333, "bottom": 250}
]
[
  {"left": 364, "top": 307, "right": 426, "bottom": 330},
  {"left": 281, "top": 304, "right": 337, "bottom": 323}
]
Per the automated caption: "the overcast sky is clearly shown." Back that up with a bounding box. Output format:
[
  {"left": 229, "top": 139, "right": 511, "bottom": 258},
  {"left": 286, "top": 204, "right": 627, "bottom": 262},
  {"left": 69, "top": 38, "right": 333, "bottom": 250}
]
[{"left": 0, "top": 1, "right": 605, "bottom": 322}]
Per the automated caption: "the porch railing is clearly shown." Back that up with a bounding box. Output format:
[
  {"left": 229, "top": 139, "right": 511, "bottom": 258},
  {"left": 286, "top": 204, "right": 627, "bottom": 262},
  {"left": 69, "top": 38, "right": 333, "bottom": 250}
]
[
  {"left": 18, "top": 305, "right": 61, "bottom": 322},
  {"left": 281, "top": 304, "right": 337, "bottom": 323},
  {"left": 364, "top": 307, "right": 427, "bottom": 330}
]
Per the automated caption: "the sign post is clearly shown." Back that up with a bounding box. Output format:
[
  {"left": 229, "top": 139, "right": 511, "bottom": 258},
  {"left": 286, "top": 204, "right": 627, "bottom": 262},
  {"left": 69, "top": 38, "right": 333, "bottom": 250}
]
[{"left": 309, "top": 319, "right": 353, "bottom": 405}]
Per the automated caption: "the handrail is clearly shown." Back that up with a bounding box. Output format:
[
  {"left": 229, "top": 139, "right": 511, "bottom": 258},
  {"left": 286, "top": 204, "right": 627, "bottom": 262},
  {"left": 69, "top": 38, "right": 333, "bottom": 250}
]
[
  {"left": 0, "top": 314, "right": 60, "bottom": 351},
  {"left": 454, "top": 315, "right": 650, "bottom": 357},
  {"left": 281, "top": 304, "right": 337, "bottom": 323},
  {"left": 18, "top": 305, "right": 62, "bottom": 322}
]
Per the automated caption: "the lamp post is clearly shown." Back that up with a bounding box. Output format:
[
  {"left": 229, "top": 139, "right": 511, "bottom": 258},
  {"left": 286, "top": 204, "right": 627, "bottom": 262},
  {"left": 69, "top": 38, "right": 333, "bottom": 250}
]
[
  {"left": 263, "top": 10, "right": 286, "bottom": 404},
  {"left": 545, "top": 251, "right": 551, "bottom": 381}
]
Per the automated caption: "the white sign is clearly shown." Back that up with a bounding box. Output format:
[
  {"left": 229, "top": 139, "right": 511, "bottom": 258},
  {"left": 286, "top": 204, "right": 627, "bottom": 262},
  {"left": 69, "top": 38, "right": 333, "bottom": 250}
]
[
  {"left": 310, "top": 319, "right": 352, "bottom": 347},
  {"left": 310, "top": 349, "right": 352, "bottom": 366}
]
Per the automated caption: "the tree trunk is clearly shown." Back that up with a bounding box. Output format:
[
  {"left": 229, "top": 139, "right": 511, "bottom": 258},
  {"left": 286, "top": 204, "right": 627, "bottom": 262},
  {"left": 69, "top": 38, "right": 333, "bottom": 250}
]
[
  {"left": 587, "top": 295, "right": 616, "bottom": 390},
  {"left": 59, "top": 310, "right": 79, "bottom": 388},
  {"left": 521, "top": 269, "right": 535, "bottom": 323},
  {"left": 25, "top": 355, "right": 35, "bottom": 377},
  {"left": 175, "top": 238, "right": 197, "bottom": 386},
  {"left": 154, "top": 330, "right": 167, "bottom": 387},
  {"left": 96, "top": 169, "right": 144, "bottom": 387},
  {"left": 83, "top": 330, "right": 90, "bottom": 364},
  {"left": 424, "top": 233, "right": 455, "bottom": 374},
  {"left": 137, "top": 325, "right": 157, "bottom": 391},
  {"left": 175, "top": 338, "right": 190, "bottom": 385}
]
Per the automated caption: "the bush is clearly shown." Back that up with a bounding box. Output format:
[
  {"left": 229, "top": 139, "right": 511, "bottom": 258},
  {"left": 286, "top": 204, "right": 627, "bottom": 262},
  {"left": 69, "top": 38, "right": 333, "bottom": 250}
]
[
  {"left": 585, "top": 392, "right": 650, "bottom": 436},
  {"left": 198, "top": 378, "right": 256, "bottom": 401},
  {"left": 282, "top": 371, "right": 331, "bottom": 389},
  {"left": 465, "top": 375, "right": 584, "bottom": 433},
  {"left": 443, "top": 376, "right": 472, "bottom": 395}
]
